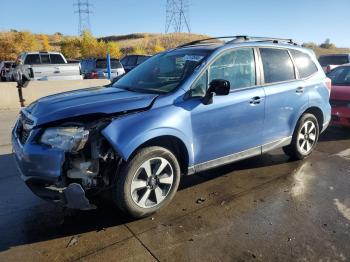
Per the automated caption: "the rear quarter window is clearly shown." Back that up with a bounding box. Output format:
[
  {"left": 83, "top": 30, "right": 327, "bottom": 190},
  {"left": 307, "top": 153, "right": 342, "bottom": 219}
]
[
  {"left": 50, "top": 54, "right": 65, "bottom": 64},
  {"left": 260, "top": 48, "right": 295, "bottom": 84},
  {"left": 290, "top": 50, "right": 318, "bottom": 78},
  {"left": 24, "top": 54, "right": 41, "bottom": 65}
]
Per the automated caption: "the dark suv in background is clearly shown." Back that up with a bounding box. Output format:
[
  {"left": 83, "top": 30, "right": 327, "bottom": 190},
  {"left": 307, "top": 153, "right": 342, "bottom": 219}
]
[{"left": 121, "top": 55, "right": 151, "bottom": 73}]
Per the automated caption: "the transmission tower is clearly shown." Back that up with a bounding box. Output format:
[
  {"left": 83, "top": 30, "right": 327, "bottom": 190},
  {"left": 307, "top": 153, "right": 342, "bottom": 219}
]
[
  {"left": 74, "top": 0, "right": 93, "bottom": 35},
  {"left": 165, "top": 0, "right": 191, "bottom": 33}
]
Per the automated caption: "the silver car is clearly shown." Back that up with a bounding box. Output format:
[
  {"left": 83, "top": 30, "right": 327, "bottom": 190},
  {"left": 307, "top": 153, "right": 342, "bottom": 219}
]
[{"left": 95, "top": 58, "right": 125, "bottom": 79}]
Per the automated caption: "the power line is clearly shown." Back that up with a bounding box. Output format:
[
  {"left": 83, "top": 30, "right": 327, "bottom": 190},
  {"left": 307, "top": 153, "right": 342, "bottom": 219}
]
[
  {"left": 165, "top": 0, "right": 191, "bottom": 33},
  {"left": 74, "top": 0, "right": 93, "bottom": 35}
]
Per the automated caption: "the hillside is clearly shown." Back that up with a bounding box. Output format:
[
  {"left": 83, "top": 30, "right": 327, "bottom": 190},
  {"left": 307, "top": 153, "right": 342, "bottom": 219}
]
[
  {"left": 1, "top": 31, "right": 349, "bottom": 60},
  {"left": 99, "top": 32, "right": 209, "bottom": 54}
]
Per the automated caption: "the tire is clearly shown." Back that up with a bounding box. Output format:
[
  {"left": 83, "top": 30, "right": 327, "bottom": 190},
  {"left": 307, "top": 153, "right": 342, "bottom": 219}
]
[
  {"left": 283, "top": 113, "right": 320, "bottom": 160},
  {"left": 113, "top": 146, "right": 181, "bottom": 218}
]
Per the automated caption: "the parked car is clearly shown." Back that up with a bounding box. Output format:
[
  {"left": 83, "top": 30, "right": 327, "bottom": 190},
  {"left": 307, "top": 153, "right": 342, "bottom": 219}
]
[
  {"left": 84, "top": 58, "right": 125, "bottom": 79},
  {"left": 318, "top": 54, "right": 350, "bottom": 73},
  {"left": 12, "top": 36, "right": 331, "bottom": 218},
  {"left": 121, "top": 55, "right": 151, "bottom": 73},
  {"left": 327, "top": 65, "right": 350, "bottom": 127},
  {"left": 18, "top": 52, "right": 82, "bottom": 80},
  {"left": 80, "top": 58, "right": 96, "bottom": 79},
  {"left": 0, "top": 61, "right": 15, "bottom": 81}
]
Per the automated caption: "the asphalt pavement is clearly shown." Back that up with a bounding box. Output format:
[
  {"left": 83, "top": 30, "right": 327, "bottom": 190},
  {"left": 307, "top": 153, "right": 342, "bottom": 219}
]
[{"left": 0, "top": 109, "right": 350, "bottom": 261}]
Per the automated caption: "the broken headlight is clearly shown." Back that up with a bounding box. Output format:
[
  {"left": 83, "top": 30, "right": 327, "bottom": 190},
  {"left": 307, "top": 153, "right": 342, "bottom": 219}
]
[{"left": 40, "top": 127, "right": 89, "bottom": 152}]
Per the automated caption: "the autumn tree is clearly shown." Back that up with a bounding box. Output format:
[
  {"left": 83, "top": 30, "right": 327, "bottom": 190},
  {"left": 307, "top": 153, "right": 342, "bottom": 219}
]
[
  {"left": 15, "top": 31, "right": 39, "bottom": 52},
  {"left": 106, "top": 42, "right": 122, "bottom": 58},
  {"left": 40, "top": 34, "right": 52, "bottom": 51},
  {"left": 80, "top": 30, "right": 99, "bottom": 58},
  {"left": 60, "top": 37, "right": 81, "bottom": 59}
]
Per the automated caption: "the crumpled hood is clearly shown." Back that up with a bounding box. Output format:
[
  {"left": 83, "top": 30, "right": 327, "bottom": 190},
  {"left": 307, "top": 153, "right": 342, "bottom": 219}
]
[{"left": 26, "top": 86, "right": 158, "bottom": 126}]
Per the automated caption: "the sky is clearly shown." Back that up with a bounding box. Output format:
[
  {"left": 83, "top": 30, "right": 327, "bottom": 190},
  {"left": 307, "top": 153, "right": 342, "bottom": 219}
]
[{"left": 0, "top": 0, "right": 349, "bottom": 47}]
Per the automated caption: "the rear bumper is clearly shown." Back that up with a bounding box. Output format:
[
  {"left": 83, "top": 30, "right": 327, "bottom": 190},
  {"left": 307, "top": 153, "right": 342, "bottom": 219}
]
[{"left": 331, "top": 107, "right": 350, "bottom": 127}]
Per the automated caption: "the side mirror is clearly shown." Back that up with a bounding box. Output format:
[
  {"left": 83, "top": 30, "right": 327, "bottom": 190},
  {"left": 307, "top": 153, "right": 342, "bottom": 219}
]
[{"left": 202, "top": 79, "right": 230, "bottom": 105}]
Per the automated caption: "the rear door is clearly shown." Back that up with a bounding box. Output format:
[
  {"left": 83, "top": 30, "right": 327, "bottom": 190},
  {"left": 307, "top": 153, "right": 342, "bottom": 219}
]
[
  {"left": 188, "top": 48, "right": 265, "bottom": 168},
  {"left": 259, "top": 48, "right": 308, "bottom": 148}
]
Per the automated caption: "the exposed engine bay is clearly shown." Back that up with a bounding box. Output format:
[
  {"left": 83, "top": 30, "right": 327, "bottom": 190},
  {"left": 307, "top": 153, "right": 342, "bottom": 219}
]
[{"left": 45, "top": 119, "right": 123, "bottom": 210}]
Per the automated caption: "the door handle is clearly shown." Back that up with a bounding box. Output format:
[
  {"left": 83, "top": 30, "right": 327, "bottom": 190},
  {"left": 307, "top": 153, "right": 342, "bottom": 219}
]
[
  {"left": 250, "top": 96, "right": 263, "bottom": 105},
  {"left": 296, "top": 86, "right": 304, "bottom": 93}
]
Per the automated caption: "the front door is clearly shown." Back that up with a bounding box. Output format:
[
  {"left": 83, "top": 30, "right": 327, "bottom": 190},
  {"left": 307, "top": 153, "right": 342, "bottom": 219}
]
[{"left": 186, "top": 48, "right": 265, "bottom": 169}]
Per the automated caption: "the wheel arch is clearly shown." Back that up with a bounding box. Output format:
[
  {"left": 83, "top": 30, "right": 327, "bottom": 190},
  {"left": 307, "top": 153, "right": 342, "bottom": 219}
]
[
  {"left": 102, "top": 126, "right": 194, "bottom": 175},
  {"left": 130, "top": 135, "right": 190, "bottom": 175}
]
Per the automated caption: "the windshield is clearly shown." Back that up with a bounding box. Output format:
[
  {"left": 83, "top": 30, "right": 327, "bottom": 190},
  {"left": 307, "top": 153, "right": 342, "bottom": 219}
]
[
  {"left": 319, "top": 55, "right": 349, "bottom": 67},
  {"left": 327, "top": 66, "right": 350, "bottom": 86},
  {"left": 112, "top": 49, "right": 211, "bottom": 93}
]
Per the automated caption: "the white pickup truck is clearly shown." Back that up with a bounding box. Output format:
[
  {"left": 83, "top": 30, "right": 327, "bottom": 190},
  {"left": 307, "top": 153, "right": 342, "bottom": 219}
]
[{"left": 18, "top": 52, "right": 82, "bottom": 80}]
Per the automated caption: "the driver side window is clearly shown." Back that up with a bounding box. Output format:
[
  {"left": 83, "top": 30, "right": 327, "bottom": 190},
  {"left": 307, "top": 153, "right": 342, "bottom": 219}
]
[{"left": 209, "top": 48, "right": 256, "bottom": 90}]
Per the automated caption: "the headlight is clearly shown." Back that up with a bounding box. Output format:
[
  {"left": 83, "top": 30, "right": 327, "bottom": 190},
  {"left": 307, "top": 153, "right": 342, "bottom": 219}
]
[{"left": 40, "top": 127, "right": 89, "bottom": 152}]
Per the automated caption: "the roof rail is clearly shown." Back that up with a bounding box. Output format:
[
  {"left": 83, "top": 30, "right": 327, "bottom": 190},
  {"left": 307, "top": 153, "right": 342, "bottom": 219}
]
[{"left": 177, "top": 35, "right": 299, "bottom": 48}]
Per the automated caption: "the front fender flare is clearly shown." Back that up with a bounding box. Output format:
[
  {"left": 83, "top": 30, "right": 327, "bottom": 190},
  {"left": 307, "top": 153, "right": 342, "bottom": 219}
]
[{"left": 102, "top": 125, "right": 194, "bottom": 167}]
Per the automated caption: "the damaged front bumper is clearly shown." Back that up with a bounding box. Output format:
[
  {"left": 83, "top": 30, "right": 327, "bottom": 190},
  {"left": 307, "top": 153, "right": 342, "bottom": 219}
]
[{"left": 12, "top": 125, "right": 95, "bottom": 210}]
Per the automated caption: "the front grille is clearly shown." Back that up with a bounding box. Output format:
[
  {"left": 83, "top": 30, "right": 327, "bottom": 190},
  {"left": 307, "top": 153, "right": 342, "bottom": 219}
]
[
  {"left": 16, "top": 111, "right": 35, "bottom": 145},
  {"left": 330, "top": 99, "right": 348, "bottom": 107}
]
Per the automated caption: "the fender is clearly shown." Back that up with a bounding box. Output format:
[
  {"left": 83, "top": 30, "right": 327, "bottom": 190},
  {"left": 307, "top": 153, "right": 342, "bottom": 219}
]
[{"left": 101, "top": 108, "right": 195, "bottom": 167}]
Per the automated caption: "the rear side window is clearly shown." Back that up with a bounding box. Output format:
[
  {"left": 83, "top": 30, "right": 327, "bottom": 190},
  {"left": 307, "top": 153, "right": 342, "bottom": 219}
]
[
  {"left": 120, "top": 57, "right": 128, "bottom": 66},
  {"left": 127, "top": 56, "right": 137, "bottom": 66},
  {"left": 137, "top": 56, "right": 149, "bottom": 65},
  {"left": 260, "top": 48, "right": 295, "bottom": 84},
  {"left": 111, "top": 60, "right": 123, "bottom": 69},
  {"left": 24, "top": 54, "right": 40, "bottom": 65},
  {"left": 40, "top": 54, "right": 50, "bottom": 64},
  {"left": 50, "top": 54, "right": 65, "bottom": 64},
  {"left": 290, "top": 50, "right": 318, "bottom": 78}
]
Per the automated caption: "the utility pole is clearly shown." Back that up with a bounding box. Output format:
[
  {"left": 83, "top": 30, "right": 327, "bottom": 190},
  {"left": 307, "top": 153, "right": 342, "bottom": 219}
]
[
  {"left": 165, "top": 0, "right": 191, "bottom": 33},
  {"left": 74, "top": 0, "right": 93, "bottom": 35}
]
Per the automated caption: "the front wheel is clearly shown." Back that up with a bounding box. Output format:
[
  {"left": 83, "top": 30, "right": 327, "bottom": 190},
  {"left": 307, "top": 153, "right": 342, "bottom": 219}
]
[
  {"left": 113, "top": 146, "right": 181, "bottom": 218},
  {"left": 283, "top": 113, "right": 320, "bottom": 160}
]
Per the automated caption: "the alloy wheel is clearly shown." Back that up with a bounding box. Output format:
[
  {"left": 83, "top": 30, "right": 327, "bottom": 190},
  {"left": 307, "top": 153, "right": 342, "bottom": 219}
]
[
  {"left": 297, "top": 120, "right": 317, "bottom": 154},
  {"left": 130, "top": 157, "right": 174, "bottom": 208}
]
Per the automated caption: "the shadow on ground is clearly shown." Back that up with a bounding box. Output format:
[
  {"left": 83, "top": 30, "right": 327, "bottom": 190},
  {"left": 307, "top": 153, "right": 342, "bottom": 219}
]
[{"left": 0, "top": 125, "right": 348, "bottom": 254}]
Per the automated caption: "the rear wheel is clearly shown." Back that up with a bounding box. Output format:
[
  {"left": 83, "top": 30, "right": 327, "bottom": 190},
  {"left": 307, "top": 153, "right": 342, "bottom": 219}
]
[
  {"left": 283, "top": 113, "right": 319, "bottom": 160},
  {"left": 113, "top": 146, "right": 181, "bottom": 218}
]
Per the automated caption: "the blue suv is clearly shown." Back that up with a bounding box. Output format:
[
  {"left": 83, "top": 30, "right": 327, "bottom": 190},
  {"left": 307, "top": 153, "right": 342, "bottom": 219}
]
[{"left": 12, "top": 36, "right": 331, "bottom": 218}]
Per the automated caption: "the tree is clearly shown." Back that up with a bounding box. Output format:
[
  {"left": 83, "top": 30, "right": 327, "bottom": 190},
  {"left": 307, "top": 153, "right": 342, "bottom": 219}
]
[
  {"left": 40, "top": 34, "right": 51, "bottom": 51},
  {"left": 60, "top": 37, "right": 81, "bottom": 59},
  {"left": 15, "top": 31, "right": 39, "bottom": 52},
  {"left": 320, "top": 38, "right": 336, "bottom": 49},
  {"left": 80, "top": 30, "right": 99, "bottom": 58},
  {"left": 302, "top": 42, "right": 318, "bottom": 49},
  {"left": 107, "top": 42, "right": 122, "bottom": 58}
]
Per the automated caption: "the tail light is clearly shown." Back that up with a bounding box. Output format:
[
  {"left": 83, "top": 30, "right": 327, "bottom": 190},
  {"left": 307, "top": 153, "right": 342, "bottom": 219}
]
[
  {"left": 325, "top": 77, "right": 332, "bottom": 94},
  {"left": 91, "top": 71, "right": 98, "bottom": 79}
]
